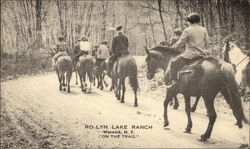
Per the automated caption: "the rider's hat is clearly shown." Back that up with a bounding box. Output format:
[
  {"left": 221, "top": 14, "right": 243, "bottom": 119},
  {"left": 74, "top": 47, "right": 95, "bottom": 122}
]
[
  {"left": 116, "top": 25, "right": 123, "bottom": 31},
  {"left": 187, "top": 12, "right": 200, "bottom": 24},
  {"left": 81, "top": 35, "right": 88, "bottom": 41},
  {"left": 173, "top": 28, "right": 182, "bottom": 35},
  {"left": 101, "top": 41, "right": 108, "bottom": 45}
]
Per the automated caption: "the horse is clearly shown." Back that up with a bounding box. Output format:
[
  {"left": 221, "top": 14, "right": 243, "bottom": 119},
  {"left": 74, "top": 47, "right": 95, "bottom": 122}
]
[
  {"left": 222, "top": 41, "right": 250, "bottom": 100},
  {"left": 111, "top": 54, "right": 139, "bottom": 107},
  {"left": 144, "top": 46, "right": 201, "bottom": 112},
  {"left": 77, "top": 54, "right": 95, "bottom": 93},
  {"left": 145, "top": 46, "right": 248, "bottom": 141},
  {"left": 95, "top": 59, "right": 109, "bottom": 90},
  {"left": 50, "top": 48, "right": 73, "bottom": 93}
]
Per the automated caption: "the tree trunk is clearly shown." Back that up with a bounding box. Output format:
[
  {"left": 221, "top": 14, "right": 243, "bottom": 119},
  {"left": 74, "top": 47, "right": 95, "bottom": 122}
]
[
  {"left": 158, "top": 0, "right": 168, "bottom": 42},
  {"left": 35, "top": 0, "right": 42, "bottom": 50},
  {"left": 148, "top": 9, "right": 156, "bottom": 46},
  {"left": 56, "top": 0, "right": 64, "bottom": 35},
  {"left": 175, "top": 0, "right": 183, "bottom": 29}
]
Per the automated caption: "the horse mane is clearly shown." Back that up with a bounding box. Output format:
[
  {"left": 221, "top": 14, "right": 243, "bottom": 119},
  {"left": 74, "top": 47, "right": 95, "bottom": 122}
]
[{"left": 150, "top": 46, "right": 181, "bottom": 56}]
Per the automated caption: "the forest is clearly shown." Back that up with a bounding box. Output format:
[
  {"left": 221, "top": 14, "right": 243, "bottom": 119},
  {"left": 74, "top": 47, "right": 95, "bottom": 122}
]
[{"left": 1, "top": 0, "right": 249, "bottom": 77}]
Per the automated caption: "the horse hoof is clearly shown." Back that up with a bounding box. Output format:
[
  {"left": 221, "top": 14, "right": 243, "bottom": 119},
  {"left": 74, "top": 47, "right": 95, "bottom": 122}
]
[
  {"left": 63, "top": 88, "right": 66, "bottom": 91},
  {"left": 134, "top": 104, "right": 138, "bottom": 107},
  {"left": 67, "top": 90, "right": 71, "bottom": 93},
  {"left": 198, "top": 134, "right": 207, "bottom": 142},
  {"left": 164, "top": 121, "right": 169, "bottom": 127},
  {"left": 121, "top": 100, "right": 124, "bottom": 103},
  {"left": 184, "top": 128, "right": 191, "bottom": 133}
]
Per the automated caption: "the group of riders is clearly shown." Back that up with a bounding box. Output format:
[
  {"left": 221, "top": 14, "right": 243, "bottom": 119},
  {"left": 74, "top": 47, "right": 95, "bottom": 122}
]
[
  {"left": 52, "top": 24, "right": 128, "bottom": 77},
  {"left": 51, "top": 12, "right": 250, "bottom": 92}
]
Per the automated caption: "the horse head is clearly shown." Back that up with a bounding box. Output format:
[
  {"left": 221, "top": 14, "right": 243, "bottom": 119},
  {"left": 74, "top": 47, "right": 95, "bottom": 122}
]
[{"left": 145, "top": 50, "right": 165, "bottom": 80}]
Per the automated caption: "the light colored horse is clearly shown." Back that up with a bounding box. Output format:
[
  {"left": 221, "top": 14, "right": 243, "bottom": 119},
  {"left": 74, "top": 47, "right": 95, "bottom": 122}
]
[
  {"left": 222, "top": 41, "right": 250, "bottom": 99},
  {"left": 77, "top": 55, "right": 95, "bottom": 93}
]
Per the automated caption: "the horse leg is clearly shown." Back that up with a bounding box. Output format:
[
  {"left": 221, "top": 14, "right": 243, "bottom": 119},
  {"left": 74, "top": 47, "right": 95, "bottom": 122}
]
[
  {"left": 57, "top": 70, "right": 62, "bottom": 91},
  {"left": 66, "top": 71, "right": 72, "bottom": 93},
  {"left": 110, "top": 78, "right": 114, "bottom": 91},
  {"left": 116, "top": 78, "right": 121, "bottom": 100},
  {"left": 103, "top": 74, "right": 108, "bottom": 87},
  {"left": 164, "top": 89, "right": 176, "bottom": 127},
  {"left": 82, "top": 72, "right": 87, "bottom": 92},
  {"left": 220, "top": 87, "right": 243, "bottom": 128},
  {"left": 198, "top": 94, "right": 217, "bottom": 141},
  {"left": 191, "top": 96, "right": 201, "bottom": 112},
  {"left": 93, "top": 73, "right": 96, "bottom": 86},
  {"left": 121, "top": 78, "right": 126, "bottom": 103},
  {"left": 87, "top": 71, "right": 93, "bottom": 93},
  {"left": 75, "top": 71, "right": 78, "bottom": 85},
  {"left": 134, "top": 85, "right": 138, "bottom": 107},
  {"left": 184, "top": 95, "right": 192, "bottom": 133},
  {"left": 173, "top": 96, "right": 179, "bottom": 110},
  {"left": 62, "top": 75, "right": 66, "bottom": 86},
  {"left": 100, "top": 72, "right": 104, "bottom": 90}
]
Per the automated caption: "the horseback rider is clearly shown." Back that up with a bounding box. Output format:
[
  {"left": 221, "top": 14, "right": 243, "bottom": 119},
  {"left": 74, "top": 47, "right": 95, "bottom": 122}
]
[
  {"left": 73, "top": 35, "right": 90, "bottom": 62},
  {"left": 92, "top": 44, "right": 99, "bottom": 58},
  {"left": 170, "top": 28, "right": 182, "bottom": 46},
  {"left": 108, "top": 25, "right": 129, "bottom": 73},
  {"left": 52, "top": 35, "right": 69, "bottom": 67},
  {"left": 96, "top": 41, "right": 110, "bottom": 65},
  {"left": 166, "top": 12, "right": 210, "bottom": 88}
]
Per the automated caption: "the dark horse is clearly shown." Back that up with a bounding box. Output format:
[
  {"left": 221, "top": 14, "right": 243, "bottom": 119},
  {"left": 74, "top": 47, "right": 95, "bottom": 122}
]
[
  {"left": 50, "top": 48, "right": 73, "bottom": 93},
  {"left": 111, "top": 54, "right": 139, "bottom": 107},
  {"left": 77, "top": 54, "right": 95, "bottom": 93},
  {"left": 95, "top": 59, "right": 109, "bottom": 90},
  {"left": 144, "top": 46, "right": 201, "bottom": 112},
  {"left": 145, "top": 46, "right": 248, "bottom": 141}
]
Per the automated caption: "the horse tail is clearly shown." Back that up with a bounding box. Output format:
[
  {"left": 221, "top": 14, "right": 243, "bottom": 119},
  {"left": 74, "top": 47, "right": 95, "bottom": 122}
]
[
  {"left": 220, "top": 61, "right": 249, "bottom": 125},
  {"left": 128, "top": 60, "right": 139, "bottom": 91}
]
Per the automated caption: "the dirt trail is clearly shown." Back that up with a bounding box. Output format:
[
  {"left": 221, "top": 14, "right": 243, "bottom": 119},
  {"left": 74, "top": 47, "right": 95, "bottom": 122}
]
[{"left": 1, "top": 61, "right": 249, "bottom": 148}]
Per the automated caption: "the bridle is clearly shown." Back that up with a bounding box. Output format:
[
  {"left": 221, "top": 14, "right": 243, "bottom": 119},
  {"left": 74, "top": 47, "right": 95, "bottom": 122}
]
[{"left": 146, "top": 54, "right": 162, "bottom": 74}]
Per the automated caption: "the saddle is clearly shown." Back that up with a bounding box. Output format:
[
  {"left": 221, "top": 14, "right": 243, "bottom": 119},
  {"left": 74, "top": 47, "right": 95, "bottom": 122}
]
[{"left": 178, "top": 58, "right": 203, "bottom": 79}]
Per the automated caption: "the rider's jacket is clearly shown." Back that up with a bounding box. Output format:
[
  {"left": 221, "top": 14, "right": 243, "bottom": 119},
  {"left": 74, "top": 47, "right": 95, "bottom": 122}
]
[
  {"left": 57, "top": 41, "right": 67, "bottom": 52},
  {"left": 111, "top": 32, "right": 129, "bottom": 55},
  {"left": 173, "top": 24, "right": 210, "bottom": 59},
  {"left": 97, "top": 44, "right": 110, "bottom": 59},
  {"left": 80, "top": 41, "right": 90, "bottom": 53}
]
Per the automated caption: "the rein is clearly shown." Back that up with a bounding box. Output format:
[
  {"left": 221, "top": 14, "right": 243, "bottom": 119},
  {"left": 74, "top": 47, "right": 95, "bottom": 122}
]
[{"left": 234, "top": 56, "right": 249, "bottom": 68}]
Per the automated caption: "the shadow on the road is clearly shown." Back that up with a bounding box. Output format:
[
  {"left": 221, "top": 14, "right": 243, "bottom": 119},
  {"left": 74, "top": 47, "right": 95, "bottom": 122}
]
[{"left": 80, "top": 91, "right": 102, "bottom": 96}]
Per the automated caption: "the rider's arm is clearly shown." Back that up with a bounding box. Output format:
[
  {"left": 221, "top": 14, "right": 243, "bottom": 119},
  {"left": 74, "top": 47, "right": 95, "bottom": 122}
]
[
  {"left": 111, "top": 38, "right": 116, "bottom": 53},
  {"left": 172, "top": 30, "right": 188, "bottom": 50}
]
